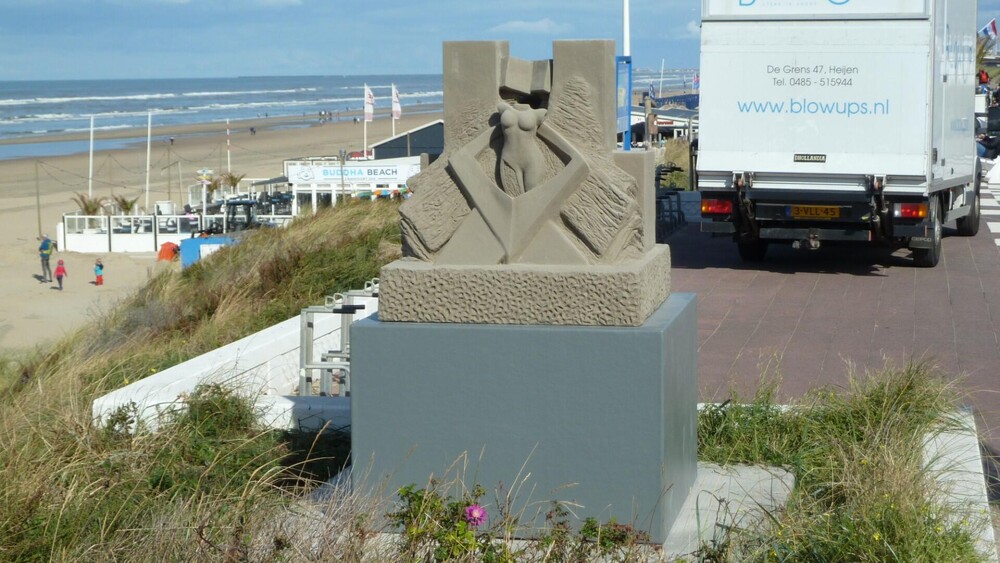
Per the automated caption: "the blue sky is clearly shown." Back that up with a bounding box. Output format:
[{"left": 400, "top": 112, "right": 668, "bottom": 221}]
[{"left": 1, "top": 0, "right": 998, "bottom": 80}]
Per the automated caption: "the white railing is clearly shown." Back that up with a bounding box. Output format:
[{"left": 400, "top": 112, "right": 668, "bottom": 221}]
[
  {"left": 91, "top": 289, "right": 380, "bottom": 432},
  {"left": 59, "top": 213, "right": 294, "bottom": 253}
]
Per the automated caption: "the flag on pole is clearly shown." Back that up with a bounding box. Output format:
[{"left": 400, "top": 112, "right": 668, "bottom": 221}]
[
  {"left": 364, "top": 84, "right": 374, "bottom": 123},
  {"left": 391, "top": 84, "right": 402, "bottom": 120},
  {"left": 647, "top": 82, "right": 655, "bottom": 100},
  {"left": 693, "top": 73, "right": 700, "bottom": 91},
  {"left": 980, "top": 18, "right": 998, "bottom": 39}
]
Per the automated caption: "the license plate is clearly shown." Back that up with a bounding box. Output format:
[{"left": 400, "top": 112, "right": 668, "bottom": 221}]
[{"left": 789, "top": 205, "right": 840, "bottom": 219}]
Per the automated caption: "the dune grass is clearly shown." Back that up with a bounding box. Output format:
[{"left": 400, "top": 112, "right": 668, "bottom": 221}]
[
  {"left": 0, "top": 198, "right": 989, "bottom": 561},
  {"left": 697, "top": 363, "right": 988, "bottom": 562},
  {"left": 659, "top": 139, "right": 692, "bottom": 190},
  {"left": 0, "top": 200, "right": 401, "bottom": 560}
]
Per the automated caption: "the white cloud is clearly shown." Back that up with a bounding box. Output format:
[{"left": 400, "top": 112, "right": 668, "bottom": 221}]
[
  {"left": 487, "top": 18, "right": 573, "bottom": 35},
  {"left": 672, "top": 20, "right": 700, "bottom": 40},
  {"left": 686, "top": 21, "right": 700, "bottom": 36},
  {"left": 255, "top": 0, "right": 301, "bottom": 6}
]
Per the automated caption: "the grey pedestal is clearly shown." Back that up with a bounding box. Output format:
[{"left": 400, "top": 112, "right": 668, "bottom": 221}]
[{"left": 351, "top": 293, "right": 697, "bottom": 543}]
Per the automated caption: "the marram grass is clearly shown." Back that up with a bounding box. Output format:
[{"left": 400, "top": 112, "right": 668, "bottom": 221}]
[
  {"left": 0, "top": 200, "right": 988, "bottom": 561},
  {"left": 0, "top": 201, "right": 400, "bottom": 561},
  {"left": 697, "top": 362, "right": 988, "bottom": 562}
]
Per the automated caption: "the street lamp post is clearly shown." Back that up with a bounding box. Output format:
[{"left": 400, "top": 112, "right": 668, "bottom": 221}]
[{"left": 339, "top": 149, "right": 347, "bottom": 204}]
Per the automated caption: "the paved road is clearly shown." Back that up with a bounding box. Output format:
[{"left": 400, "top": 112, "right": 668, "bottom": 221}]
[{"left": 667, "top": 188, "right": 1000, "bottom": 453}]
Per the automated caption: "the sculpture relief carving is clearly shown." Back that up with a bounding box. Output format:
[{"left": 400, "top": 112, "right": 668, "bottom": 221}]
[
  {"left": 381, "top": 40, "right": 670, "bottom": 326},
  {"left": 399, "top": 43, "right": 650, "bottom": 267},
  {"left": 497, "top": 102, "right": 547, "bottom": 196}
]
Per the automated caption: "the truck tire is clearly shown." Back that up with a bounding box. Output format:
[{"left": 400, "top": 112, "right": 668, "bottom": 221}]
[
  {"left": 737, "top": 238, "right": 768, "bottom": 262},
  {"left": 913, "top": 197, "right": 942, "bottom": 268},
  {"left": 956, "top": 174, "right": 981, "bottom": 237}
]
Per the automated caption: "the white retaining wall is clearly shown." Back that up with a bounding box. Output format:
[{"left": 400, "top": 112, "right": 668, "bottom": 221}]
[{"left": 91, "top": 296, "right": 377, "bottom": 432}]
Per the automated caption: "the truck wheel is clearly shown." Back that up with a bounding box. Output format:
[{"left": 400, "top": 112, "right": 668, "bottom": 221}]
[
  {"left": 956, "top": 176, "right": 981, "bottom": 237},
  {"left": 913, "top": 197, "right": 942, "bottom": 267},
  {"left": 737, "top": 238, "right": 768, "bottom": 262}
]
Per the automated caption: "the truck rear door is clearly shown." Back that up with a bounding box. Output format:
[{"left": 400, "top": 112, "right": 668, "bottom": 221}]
[{"left": 698, "top": 0, "right": 932, "bottom": 185}]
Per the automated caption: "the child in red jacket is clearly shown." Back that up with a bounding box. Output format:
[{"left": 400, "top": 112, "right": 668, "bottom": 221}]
[{"left": 54, "top": 259, "right": 68, "bottom": 290}]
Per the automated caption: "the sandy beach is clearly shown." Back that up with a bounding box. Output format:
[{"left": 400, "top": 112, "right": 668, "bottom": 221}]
[{"left": 0, "top": 109, "right": 441, "bottom": 353}]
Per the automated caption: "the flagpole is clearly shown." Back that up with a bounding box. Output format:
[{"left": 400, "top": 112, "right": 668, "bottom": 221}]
[
  {"left": 145, "top": 111, "right": 152, "bottom": 212},
  {"left": 658, "top": 60, "right": 665, "bottom": 98},
  {"left": 88, "top": 116, "right": 94, "bottom": 198},
  {"left": 392, "top": 83, "right": 396, "bottom": 137},
  {"left": 623, "top": 0, "right": 631, "bottom": 57},
  {"left": 363, "top": 83, "right": 368, "bottom": 160}
]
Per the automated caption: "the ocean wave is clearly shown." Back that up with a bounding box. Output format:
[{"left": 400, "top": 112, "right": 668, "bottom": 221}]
[
  {"left": 0, "top": 87, "right": 321, "bottom": 107},
  {"left": 0, "top": 123, "right": 137, "bottom": 136},
  {"left": 338, "top": 84, "right": 402, "bottom": 92},
  {"left": 0, "top": 93, "right": 179, "bottom": 106},
  {"left": 184, "top": 93, "right": 441, "bottom": 113},
  {"left": 3, "top": 108, "right": 196, "bottom": 124},
  {"left": 186, "top": 98, "right": 351, "bottom": 112},
  {"left": 0, "top": 92, "right": 444, "bottom": 126},
  {"left": 397, "top": 90, "right": 443, "bottom": 100},
  {"left": 180, "top": 87, "right": 318, "bottom": 98},
  {"left": 1, "top": 113, "right": 75, "bottom": 123},
  {"left": 325, "top": 88, "right": 443, "bottom": 100},
  {"left": 0, "top": 127, "right": 66, "bottom": 137},
  {"left": 62, "top": 124, "right": 136, "bottom": 134}
]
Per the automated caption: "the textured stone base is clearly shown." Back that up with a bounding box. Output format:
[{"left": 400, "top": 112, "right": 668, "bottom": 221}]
[{"left": 378, "top": 245, "right": 671, "bottom": 326}]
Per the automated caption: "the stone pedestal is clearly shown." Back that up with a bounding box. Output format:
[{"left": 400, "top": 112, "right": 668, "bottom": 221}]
[
  {"left": 379, "top": 245, "right": 671, "bottom": 326},
  {"left": 351, "top": 294, "right": 697, "bottom": 542}
]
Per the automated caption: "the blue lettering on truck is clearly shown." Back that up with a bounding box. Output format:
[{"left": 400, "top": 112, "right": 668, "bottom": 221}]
[{"left": 736, "top": 98, "right": 889, "bottom": 117}]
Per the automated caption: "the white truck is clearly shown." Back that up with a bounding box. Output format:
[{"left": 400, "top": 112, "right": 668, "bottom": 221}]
[{"left": 696, "top": 0, "right": 980, "bottom": 267}]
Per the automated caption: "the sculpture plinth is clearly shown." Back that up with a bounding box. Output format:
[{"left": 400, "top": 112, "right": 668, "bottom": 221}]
[
  {"left": 354, "top": 40, "right": 696, "bottom": 544},
  {"left": 379, "top": 245, "right": 670, "bottom": 326}
]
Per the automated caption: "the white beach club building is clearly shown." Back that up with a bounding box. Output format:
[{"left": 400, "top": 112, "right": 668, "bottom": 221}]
[{"left": 284, "top": 155, "right": 422, "bottom": 214}]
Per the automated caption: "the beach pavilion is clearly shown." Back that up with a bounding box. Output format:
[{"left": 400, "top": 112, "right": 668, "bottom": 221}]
[{"left": 283, "top": 119, "right": 443, "bottom": 214}]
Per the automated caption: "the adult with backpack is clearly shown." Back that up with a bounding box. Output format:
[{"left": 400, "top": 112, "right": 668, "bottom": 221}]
[{"left": 38, "top": 234, "right": 55, "bottom": 282}]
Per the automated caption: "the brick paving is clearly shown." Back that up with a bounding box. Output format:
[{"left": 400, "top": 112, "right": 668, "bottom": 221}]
[{"left": 667, "top": 194, "right": 1000, "bottom": 449}]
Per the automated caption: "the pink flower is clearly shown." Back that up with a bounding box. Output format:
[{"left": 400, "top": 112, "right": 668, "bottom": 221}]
[{"left": 464, "top": 503, "right": 487, "bottom": 527}]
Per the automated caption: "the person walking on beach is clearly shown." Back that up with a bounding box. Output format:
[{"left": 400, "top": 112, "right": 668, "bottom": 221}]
[
  {"left": 94, "top": 259, "right": 104, "bottom": 286},
  {"left": 54, "top": 259, "right": 67, "bottom": 290},
  {"left": 38, "top": 234, "right": 55, "bottom": 282}
]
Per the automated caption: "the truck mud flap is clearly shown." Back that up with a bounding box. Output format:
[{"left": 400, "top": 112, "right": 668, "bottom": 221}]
[
  {"left": 758, "top": 227, "right": 871, "bottom": 242},
  {"left": 701, "top": 222, "right": 736, "bottom": 234},
  {"left": 893, "top": 224, "right": 927, "bottom": 238}
]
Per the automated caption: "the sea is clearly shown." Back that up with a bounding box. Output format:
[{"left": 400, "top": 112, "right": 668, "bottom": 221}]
[
  {"left": 0, "top": 68, "right": 696, "bottom": 161},
  {"left": 0, "top": 75, "right": 444, "bottom": 161}
]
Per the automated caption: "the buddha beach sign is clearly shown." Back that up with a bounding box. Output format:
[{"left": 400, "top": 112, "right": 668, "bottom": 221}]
[{"left": 284, "top": 159, "right": 421, "bottom": 185}]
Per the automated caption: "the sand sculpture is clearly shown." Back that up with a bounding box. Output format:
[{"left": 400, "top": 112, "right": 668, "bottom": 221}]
[{"left": 379, "top": 40, "right": 671, "bottom": 326}]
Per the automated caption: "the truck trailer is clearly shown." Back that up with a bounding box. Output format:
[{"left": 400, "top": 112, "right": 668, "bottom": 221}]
[{"left": 696, "top": 0, "right": 980, "bottom": 267}]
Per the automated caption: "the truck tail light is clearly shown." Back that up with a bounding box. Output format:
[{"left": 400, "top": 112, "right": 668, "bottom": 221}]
[
  {"left": 701, "top": 198, "right": 734, "bottom": 216},
  {"left": 894, "top": 202, "right": 927, "bottom": 219}
]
